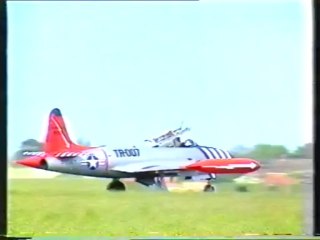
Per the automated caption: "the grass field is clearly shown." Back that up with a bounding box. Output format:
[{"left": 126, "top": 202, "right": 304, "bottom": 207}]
[{"left": 8, "top": 178, "right": 304, "bottom": 237}]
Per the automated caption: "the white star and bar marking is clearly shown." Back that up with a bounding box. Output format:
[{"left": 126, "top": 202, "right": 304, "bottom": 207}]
[{"left": 81, "top": 154, "right": 104, "bottom": 170}]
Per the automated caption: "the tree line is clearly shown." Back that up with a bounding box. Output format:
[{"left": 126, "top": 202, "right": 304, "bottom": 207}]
[{"left": 231, "top": 143, "right": 313, "bottom": 161}]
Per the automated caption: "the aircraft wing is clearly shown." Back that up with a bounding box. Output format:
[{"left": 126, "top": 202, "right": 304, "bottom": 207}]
[
  {"left": 111, "top": 161, "right": 187, "bottom": 173},
  {"left": 111, "top": 158, "right": 260, "bottom": 175}
]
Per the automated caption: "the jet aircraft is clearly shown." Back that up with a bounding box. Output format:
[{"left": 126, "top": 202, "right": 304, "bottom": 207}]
[{"left": 17, "top": 108, "right": 261, "bottom": 192}]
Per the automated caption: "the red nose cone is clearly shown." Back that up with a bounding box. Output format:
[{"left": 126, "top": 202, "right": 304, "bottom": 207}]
[{"left": 16, "top": 157, "right": 43, "bottom": 168}]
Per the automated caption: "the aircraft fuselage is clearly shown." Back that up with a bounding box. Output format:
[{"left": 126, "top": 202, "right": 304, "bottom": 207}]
[{"left": 37, "top": 145, "right": 231, "bottom": 179}]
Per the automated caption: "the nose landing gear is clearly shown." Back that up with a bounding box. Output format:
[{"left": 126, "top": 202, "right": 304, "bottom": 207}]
[{"left": 203, "top": 180, "right": 216, "bottom": 192}]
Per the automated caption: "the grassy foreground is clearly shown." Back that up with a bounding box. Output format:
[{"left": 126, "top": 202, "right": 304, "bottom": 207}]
[{"left": 8, "top": 178, "right": 303, "bottom": 237}]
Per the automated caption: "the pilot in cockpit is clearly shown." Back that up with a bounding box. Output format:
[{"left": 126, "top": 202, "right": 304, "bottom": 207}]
[{"left": 175, "top": 138, "right": 197, "bottom": 147}]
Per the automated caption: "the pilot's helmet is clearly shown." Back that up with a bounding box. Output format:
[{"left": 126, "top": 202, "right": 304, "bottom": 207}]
[{"left": 184, "top": 139, "right": 195, "bottom": 147}]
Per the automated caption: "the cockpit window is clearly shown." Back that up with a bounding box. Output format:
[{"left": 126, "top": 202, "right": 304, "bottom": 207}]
[{"left": 182, "top": 139, "right": 197, "bottom": 147}]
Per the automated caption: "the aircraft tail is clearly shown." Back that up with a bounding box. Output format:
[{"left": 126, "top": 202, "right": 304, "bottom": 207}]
[{"left": 44, "top": 108, "right": 90, "bottom": 153}]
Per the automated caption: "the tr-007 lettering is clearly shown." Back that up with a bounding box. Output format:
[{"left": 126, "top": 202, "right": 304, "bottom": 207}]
[{"left": 113, "top": 148, "right": 140, "bottom": 158}]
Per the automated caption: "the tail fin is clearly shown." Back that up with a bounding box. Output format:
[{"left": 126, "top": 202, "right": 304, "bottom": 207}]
[{"left": 44, "top": 108, "right": 88, "bottom": 153}]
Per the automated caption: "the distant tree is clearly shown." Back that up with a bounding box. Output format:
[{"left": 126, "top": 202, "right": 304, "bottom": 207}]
[
  {"left": 247, "top": 144, "right": 289, "bottom": 161},
  {"left": 288, "top": 143, "right": 313, "bottom": 159},
  {"left": 20, "top": 139, "right": 43, "bottom": 150},
  {"left": 303, "top": 143, "right": 313, "bottom": 158},
  {"left": 229, "top": 145, "right": 253, "bottom": 157},
  {"left": 11, "top": 139, "right": 44, "bottom": 165}
]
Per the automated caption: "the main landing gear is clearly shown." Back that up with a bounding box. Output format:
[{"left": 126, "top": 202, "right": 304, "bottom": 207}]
[
  {"left": 106, "top": 178, "right": 216, "bottom": 192},
  {"left": 106, "top": 179, "right": 126, "bottom": 191},
  {"left": 106, "top": 177, "right": 168, "bottom": 192}
]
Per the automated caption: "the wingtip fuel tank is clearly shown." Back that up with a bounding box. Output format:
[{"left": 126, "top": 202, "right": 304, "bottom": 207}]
[{"left": 184, "top": 158, "right": 260, "bottom": 174}]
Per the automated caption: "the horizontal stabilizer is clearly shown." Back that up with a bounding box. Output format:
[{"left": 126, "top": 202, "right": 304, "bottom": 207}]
[{"left": 22, "top": 149, "right": 98, "bottom": 159}]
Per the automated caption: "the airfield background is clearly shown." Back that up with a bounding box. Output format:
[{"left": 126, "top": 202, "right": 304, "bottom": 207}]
[{"left": 7, "top": 138, "right": 313, "bottom": 236}]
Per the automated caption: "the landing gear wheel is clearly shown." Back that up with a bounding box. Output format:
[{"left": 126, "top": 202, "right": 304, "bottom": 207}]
[
  {"left": 203, "top": 184, "right": 215, "bottom": 192},
  {"left": 106, "top": 179, "right": 126, "bottom": 191}
]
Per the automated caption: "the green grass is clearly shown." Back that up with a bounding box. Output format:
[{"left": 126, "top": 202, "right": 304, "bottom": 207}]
[{"left": 8, "top": 178, "right": 303, "bottom": 237}]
